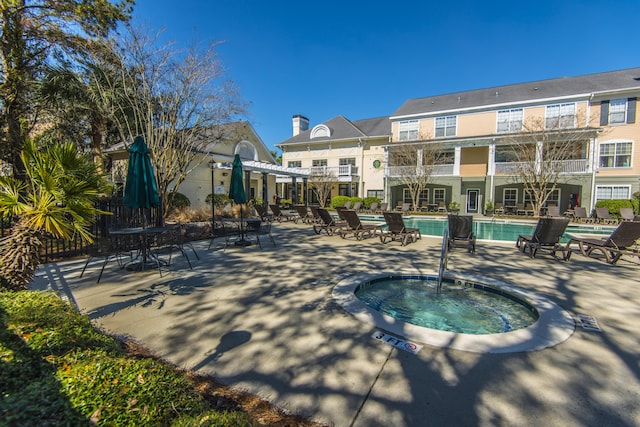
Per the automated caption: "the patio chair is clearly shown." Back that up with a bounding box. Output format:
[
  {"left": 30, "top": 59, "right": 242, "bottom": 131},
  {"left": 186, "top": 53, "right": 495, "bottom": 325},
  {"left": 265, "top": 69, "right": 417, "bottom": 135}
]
[
  {"left": 338, "top": 209, "right": 380, "bottom": 240},
  {"left": 379, "top": 212, "right": 421, "bottom": 246},
  {"left": 516, "top": 203, "right": 526, "bottom": 216},
  {"left": 447, "top": 214, "right": 476, "bottom": 253},
  {"left": 352, "top": 201, "right": 362, "bottom": 211},
  {"left": 80, "top": 233, "right": 135, "bottom": 283},
  {"left": 269, "top": 204, "right": 296, "bottom": 222},
  {"left": 437, "top": 202, "right": 447, "bottom": 213},
  {"left": 564, "top": 221, "right": 640, "bottom": 264},
  {"left": 572, "top": 207, "right": 593, "bottom": 223},
  {"left": 293, "top": 204, "right": 314, "bottom": 224},
  {"left": 246, "top": 220, "right": 275, "bottom": 248},
  {"left": 515, "top": 217, "right": 570, "bottom": 259},
  {"left": 343, "top": 201, "right": 352, "bottom": 209},
  {"left": 620, "top": 207, "right": 635, "bottom": 221},
  {"left": 379, "top": 202, "right": 389, "bottom": 213},
  {"left": 398, "top": 202, "right": 411, "bottom": 215},
  {"left": 494, "top": 203, "right": 505, "bottom": 216},
  {"left": 595, "top": 207, "right": 618, "bottom": 225},
  {"left": 309, "top": 205, "right": 323, "bottom": 223},
  {"left": 313, "top": 208, "right": 346, "bottom": 236},
  {"left": 153, "top": 223, "right": 198, "bottom": 270},
  {"left": 208, "top": 216, "right": 239, "bottom": 251},
  {"left": 546, "top": 205, "right": 561, "bottom": 217},
  {"left": 367, "top": 202, "right": 379, "bottom": 214}
]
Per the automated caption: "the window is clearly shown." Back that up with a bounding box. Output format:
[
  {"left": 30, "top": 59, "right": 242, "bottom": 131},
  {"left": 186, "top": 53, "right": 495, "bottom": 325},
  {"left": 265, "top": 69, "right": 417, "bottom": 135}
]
[
  {"left": 367, "top": 190, "right": 384, "bottom": 199},
  {"left": 435, "top": 115, "right": 457, "bottom": 137},
  {"left": 545, "top": 189, "right": 560, "bottom": 207},
  {"left": 601, "top": 98, "right": 636, "bottom": 125},
  {"left": 399, "top": 120, "right": 419, "bottom": 141},
  {"left": 433, "top": 188, "right": 445, "bottom": 204},
  {"left": 609, "top": 98, "right": 627, "bottom": 124},
  {"left": 503, "top": 188, "right": 518, "bottom": 207},
  {"left": 288, "top": 160, "right": 302, "bottom": 168},
  {"left": 494, "top": 146, "right": 519, "bottom": 163},
  {"left": 596, "top": 185, "right": 631, "bottom": 201},
  {"left": 402, "top": 188, "right": 412, "bottom": 203},
  {"left": 599, "top": 141, "right": 632, "bottom": 168},
  {"left": 312, "top": 159, "right": 327, "bottom": 167},
  {"left": 497, "top": 108, "right": 523, "bottom": 133},
  {"left": 545, "top": 103, "right": 575, "bottom": 129}
]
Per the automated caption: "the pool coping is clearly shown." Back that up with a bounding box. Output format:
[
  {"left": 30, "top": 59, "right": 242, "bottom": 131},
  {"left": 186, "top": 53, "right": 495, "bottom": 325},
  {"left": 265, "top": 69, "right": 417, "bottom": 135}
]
[{"left": 332, "top": 270, "right": 576, "bottom": 354}]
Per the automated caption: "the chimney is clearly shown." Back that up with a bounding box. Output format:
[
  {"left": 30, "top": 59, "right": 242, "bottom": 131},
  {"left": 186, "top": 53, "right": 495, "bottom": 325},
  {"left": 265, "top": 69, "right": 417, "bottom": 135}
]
[{"left": 292, "top": 114, "right": 309, "bottom": 136}]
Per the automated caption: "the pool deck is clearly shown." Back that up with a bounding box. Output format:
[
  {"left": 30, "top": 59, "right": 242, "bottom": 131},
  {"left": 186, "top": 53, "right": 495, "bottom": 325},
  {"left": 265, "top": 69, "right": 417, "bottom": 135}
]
[{"left": 32, "top": 220, "right": 640, "bottom": 427}]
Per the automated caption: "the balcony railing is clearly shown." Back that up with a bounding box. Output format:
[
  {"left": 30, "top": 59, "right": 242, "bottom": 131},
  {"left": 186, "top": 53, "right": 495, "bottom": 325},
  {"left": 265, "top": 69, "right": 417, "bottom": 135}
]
[
  {"left": 385, "top": 164, "right": 455, "bottom": 178},
  {"left": 308, "top": 165, "right": 358, "bottom": 177},
  {"left": 493, "top": 159, "right": 589, "bottom": 175}
]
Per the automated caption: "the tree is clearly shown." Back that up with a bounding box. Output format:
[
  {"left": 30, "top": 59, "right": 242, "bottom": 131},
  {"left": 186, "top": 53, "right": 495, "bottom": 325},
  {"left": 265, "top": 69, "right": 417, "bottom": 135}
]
[
  {"left": 92, "top": 27, "right": 244, "bottom": 217},
  {"left": 0, "top": 139, "right": 108, "bottom": 290},
  {"left": 308, "top": 167, "right": 338, "bottom": 208},
  {"left": 500, "top": 116, "right": 600, "bottom": 216},
  {"left": 0, "top": 0, "right": 133, "bottom": 178},
  {"left": 389, "top": 140, "right": 447, "bottom": 212}
]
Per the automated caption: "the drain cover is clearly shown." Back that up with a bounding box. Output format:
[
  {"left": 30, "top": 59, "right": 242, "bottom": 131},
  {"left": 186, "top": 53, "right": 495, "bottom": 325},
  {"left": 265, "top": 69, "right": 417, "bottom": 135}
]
[{"left": 577, "top": 314, "right": 601, "bottom": 332}]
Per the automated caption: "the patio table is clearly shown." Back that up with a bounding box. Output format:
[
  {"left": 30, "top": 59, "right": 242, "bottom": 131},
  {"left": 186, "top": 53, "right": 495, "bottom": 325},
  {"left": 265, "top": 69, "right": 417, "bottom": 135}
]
[{"left": 109, "top": 226, "right": 172, "bottom": 271}]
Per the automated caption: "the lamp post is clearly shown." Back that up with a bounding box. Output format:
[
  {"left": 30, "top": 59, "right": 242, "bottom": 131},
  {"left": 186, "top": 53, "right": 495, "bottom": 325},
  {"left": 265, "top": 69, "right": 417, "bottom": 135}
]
[{"left": 209, "top": 160, "right": 216, "bottom": 228}]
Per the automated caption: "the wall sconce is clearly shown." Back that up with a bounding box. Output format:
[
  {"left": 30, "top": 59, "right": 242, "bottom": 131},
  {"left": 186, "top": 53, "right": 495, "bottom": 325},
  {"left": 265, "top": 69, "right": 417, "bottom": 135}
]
[
  {"left": 222, "top": 172, "right": 229, "bottom": 176},
  {"left": 220, "top": 181, "right": 224, "bottom": 186}
]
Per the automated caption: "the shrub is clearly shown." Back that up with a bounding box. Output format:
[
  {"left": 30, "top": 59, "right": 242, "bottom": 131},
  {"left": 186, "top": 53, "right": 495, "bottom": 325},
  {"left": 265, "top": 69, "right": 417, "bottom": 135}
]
[
  {"left": 167, "top": 192, "right": 191, "bottom": 212},
  {"left": 206, "top": 193, "right": 231, "bottom": 209},
  {"left": 595, "top": 199, "right": 637, "bottom": 217},
  {"left": 330, "top": 196, "right": 350, "bottom": 208},
  {"left": 363, "top": 196, "right": 381, "bottom": 209}
]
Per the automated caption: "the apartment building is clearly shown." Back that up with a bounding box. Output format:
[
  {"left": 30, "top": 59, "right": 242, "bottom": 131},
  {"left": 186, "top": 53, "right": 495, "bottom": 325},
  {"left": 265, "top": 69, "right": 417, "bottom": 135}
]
[{"left": 277, "top": 68, "right": 640, "bottom": 213}]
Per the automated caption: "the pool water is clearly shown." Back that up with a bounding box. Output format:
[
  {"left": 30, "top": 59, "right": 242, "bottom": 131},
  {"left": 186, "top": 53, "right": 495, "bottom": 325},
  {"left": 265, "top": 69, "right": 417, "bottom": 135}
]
[{"left": 355, "top": 276, "right": 539, "bottom": 334}]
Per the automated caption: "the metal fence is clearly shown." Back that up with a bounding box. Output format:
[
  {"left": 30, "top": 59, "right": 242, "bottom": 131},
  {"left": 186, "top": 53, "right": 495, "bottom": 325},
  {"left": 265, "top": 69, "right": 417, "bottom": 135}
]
[{"left": 0, "top": 197, "right": 162, "bottom": 263}]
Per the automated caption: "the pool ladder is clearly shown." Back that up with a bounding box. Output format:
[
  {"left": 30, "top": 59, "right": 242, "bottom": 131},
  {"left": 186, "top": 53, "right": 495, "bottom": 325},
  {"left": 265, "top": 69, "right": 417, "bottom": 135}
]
[{"left": 437, "top": 229, "right": 449, "bottom": 294}]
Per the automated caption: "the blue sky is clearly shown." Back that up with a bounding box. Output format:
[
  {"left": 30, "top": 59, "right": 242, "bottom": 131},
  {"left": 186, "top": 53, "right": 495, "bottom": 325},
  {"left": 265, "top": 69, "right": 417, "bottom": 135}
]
[{"left": 131, "top": 0, "right": 639, "bottom": 152}]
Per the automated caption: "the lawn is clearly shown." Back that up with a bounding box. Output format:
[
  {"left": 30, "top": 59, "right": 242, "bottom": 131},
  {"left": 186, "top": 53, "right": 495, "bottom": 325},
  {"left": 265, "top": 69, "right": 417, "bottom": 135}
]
[{"left": 0, "top": 291, "right": 324, "bottom": 426}]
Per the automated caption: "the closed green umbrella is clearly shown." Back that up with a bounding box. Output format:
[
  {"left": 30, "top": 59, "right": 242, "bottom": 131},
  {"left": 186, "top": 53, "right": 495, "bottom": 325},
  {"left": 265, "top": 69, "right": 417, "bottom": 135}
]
[
  {"left": 123, "top": 136, "right": 160, "bottom": 221},
  {"left": 228, "top": 154, "right": 247, "bottom": 204},
  {"left": 229, "top": 154, "right": 250, "bottom": 245}
]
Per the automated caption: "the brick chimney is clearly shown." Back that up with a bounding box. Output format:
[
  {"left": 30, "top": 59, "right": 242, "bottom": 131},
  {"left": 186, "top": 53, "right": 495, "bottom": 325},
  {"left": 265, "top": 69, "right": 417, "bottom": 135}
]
[{"left": 292, "top": 114, "right": 309, "bottom": 136}]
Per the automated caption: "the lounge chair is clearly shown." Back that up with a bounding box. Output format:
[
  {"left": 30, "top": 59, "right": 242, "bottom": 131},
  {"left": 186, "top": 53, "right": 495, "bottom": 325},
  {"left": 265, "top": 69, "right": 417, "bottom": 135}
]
[
  {"left": 516, "top": 217, "right": 570, "bottom": 259},
  {"left": 437, "top": 202, "right": 447, "bottom": 213},
  {"left": 379, "top": 202, "right": 389, "bottom": 213},
  {"left": 546, "top": 205, "right": 561, "bottom": 217},
  {"left": 338, "top": 209, "right": 380, "bottom": 240},
  {"left": 313, "top": 208, "right": 346, "bottom": 236},
  {"left": 293, "top": 204, "right": 314, "bottom": 224},
  {"left": 572, "top": 207, "right": 593, "bottom": 223},
  {"left": 398, "top": 202, "right": 411, "bottom": 215},
  {"left": 269, "top": 204, "right": 296, "bottom": 222},
  {"left": 494, "top": 203, "right": 505, "bottom": 216},
  {"left": 447, "top": 214, "right": 476, "bottom": 253},
  {"left": 343, "top": 201, "right": 352, "bottom": 209},
  {"left": 620, "top": 207, "right": 635, "bottom": 221},
  {"left": 564, "top": 221, "right": 640, "bottom": 264},
  {"left": 335, "top": 206, "right": 348, "bottom": 221},
  {"left": 309, "top": 205, "right": 323, "bottom": 223},
  {"left": 595, "top": 207, "right": 618, "bottom": 225},
  {"left": 516, "top": 203, "right": 526, "bottom": 216},
  {"left": 379, "top": 212, "right": 421, "bottom": 246},
  {"left": 352, "top": 201, "right": 362, "bottom": 211},
  {"left": 255, "top": 204, "right": 274, "bottom": 223},
  {"left": 367, "top": 202, "right": 379, "bottom": 214}
]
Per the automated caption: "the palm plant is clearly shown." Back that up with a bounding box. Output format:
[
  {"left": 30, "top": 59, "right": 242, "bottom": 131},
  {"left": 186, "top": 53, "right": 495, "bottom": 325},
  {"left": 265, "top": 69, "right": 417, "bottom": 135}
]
[{"left": 0, "top": 140, "right": 108, "bottom": 290}]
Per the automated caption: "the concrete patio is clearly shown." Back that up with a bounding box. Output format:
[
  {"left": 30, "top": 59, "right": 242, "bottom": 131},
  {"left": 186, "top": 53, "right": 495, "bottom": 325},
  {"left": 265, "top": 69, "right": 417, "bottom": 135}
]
[{"left": 32, "top": 221, "right": 640, "bottom": 427}]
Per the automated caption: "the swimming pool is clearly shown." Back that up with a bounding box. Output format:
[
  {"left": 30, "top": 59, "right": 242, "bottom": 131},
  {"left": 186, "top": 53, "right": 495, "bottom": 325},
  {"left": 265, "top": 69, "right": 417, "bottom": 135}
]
[{"left": 362, "top": 215, "right": 614, "bottom": 243}]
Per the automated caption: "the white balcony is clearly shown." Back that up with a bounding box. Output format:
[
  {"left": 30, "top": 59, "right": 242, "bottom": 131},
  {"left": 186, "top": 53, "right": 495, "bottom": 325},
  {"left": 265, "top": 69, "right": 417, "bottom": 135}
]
[
  {"left": 385, "top": 164, "right": 455, "bottom": 178},
  {"left": 308, "top": 165, "right": 359, "bottom": 177},
  {"left": 493, "top": 159, "right": 589, "bottom": 175}
]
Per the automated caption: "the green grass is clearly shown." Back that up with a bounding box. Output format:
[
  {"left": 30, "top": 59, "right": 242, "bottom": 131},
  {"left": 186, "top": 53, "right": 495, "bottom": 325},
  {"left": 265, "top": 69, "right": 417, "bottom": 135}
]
[{"left": 0, "top": 291, "right": 256, "bottom": 426}]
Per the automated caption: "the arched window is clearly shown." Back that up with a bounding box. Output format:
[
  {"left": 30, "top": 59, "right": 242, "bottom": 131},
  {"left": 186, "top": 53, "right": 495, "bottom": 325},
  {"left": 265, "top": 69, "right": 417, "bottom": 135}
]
[
  {"left": 235, "top": 141, "right": 257, "bottom": 161},
  {"left": 310, "top": 124, "right": 331, "bottom": 139}
]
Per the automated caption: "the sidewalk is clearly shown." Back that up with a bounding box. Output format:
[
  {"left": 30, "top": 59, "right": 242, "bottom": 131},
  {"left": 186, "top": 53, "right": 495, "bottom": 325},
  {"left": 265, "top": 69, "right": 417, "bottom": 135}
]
[{"left": 32, "top": 222, "right": 640, "bottom": 427}]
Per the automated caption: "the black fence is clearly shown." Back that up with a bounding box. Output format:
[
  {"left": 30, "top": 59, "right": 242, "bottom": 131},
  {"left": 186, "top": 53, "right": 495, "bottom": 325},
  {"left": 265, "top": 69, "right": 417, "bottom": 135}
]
[{"left": 0, "top": 197, "right": 162, "bottom": 263}]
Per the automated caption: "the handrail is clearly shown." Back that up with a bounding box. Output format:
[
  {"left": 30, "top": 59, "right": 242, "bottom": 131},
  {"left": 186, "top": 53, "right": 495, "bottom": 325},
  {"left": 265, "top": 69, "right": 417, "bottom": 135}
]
[{"left": 438, "top": 229, "right": 449, "bottom": 294}]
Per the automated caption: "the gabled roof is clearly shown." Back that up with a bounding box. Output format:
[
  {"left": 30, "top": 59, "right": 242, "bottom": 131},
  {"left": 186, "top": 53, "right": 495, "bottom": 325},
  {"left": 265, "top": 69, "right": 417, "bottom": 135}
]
[
  {"left": 391, "top": 67, "right": 640, "bottom": 119},
  {"left": 277, "top": 115, "right": 390, "bottom": 146}
]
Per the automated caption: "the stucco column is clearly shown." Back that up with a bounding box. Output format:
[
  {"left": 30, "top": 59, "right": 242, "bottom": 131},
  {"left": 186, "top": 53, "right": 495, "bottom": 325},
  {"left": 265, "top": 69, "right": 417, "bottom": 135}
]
[{"left": 454, "top": 146, "right": 461, "bottom": 176}]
